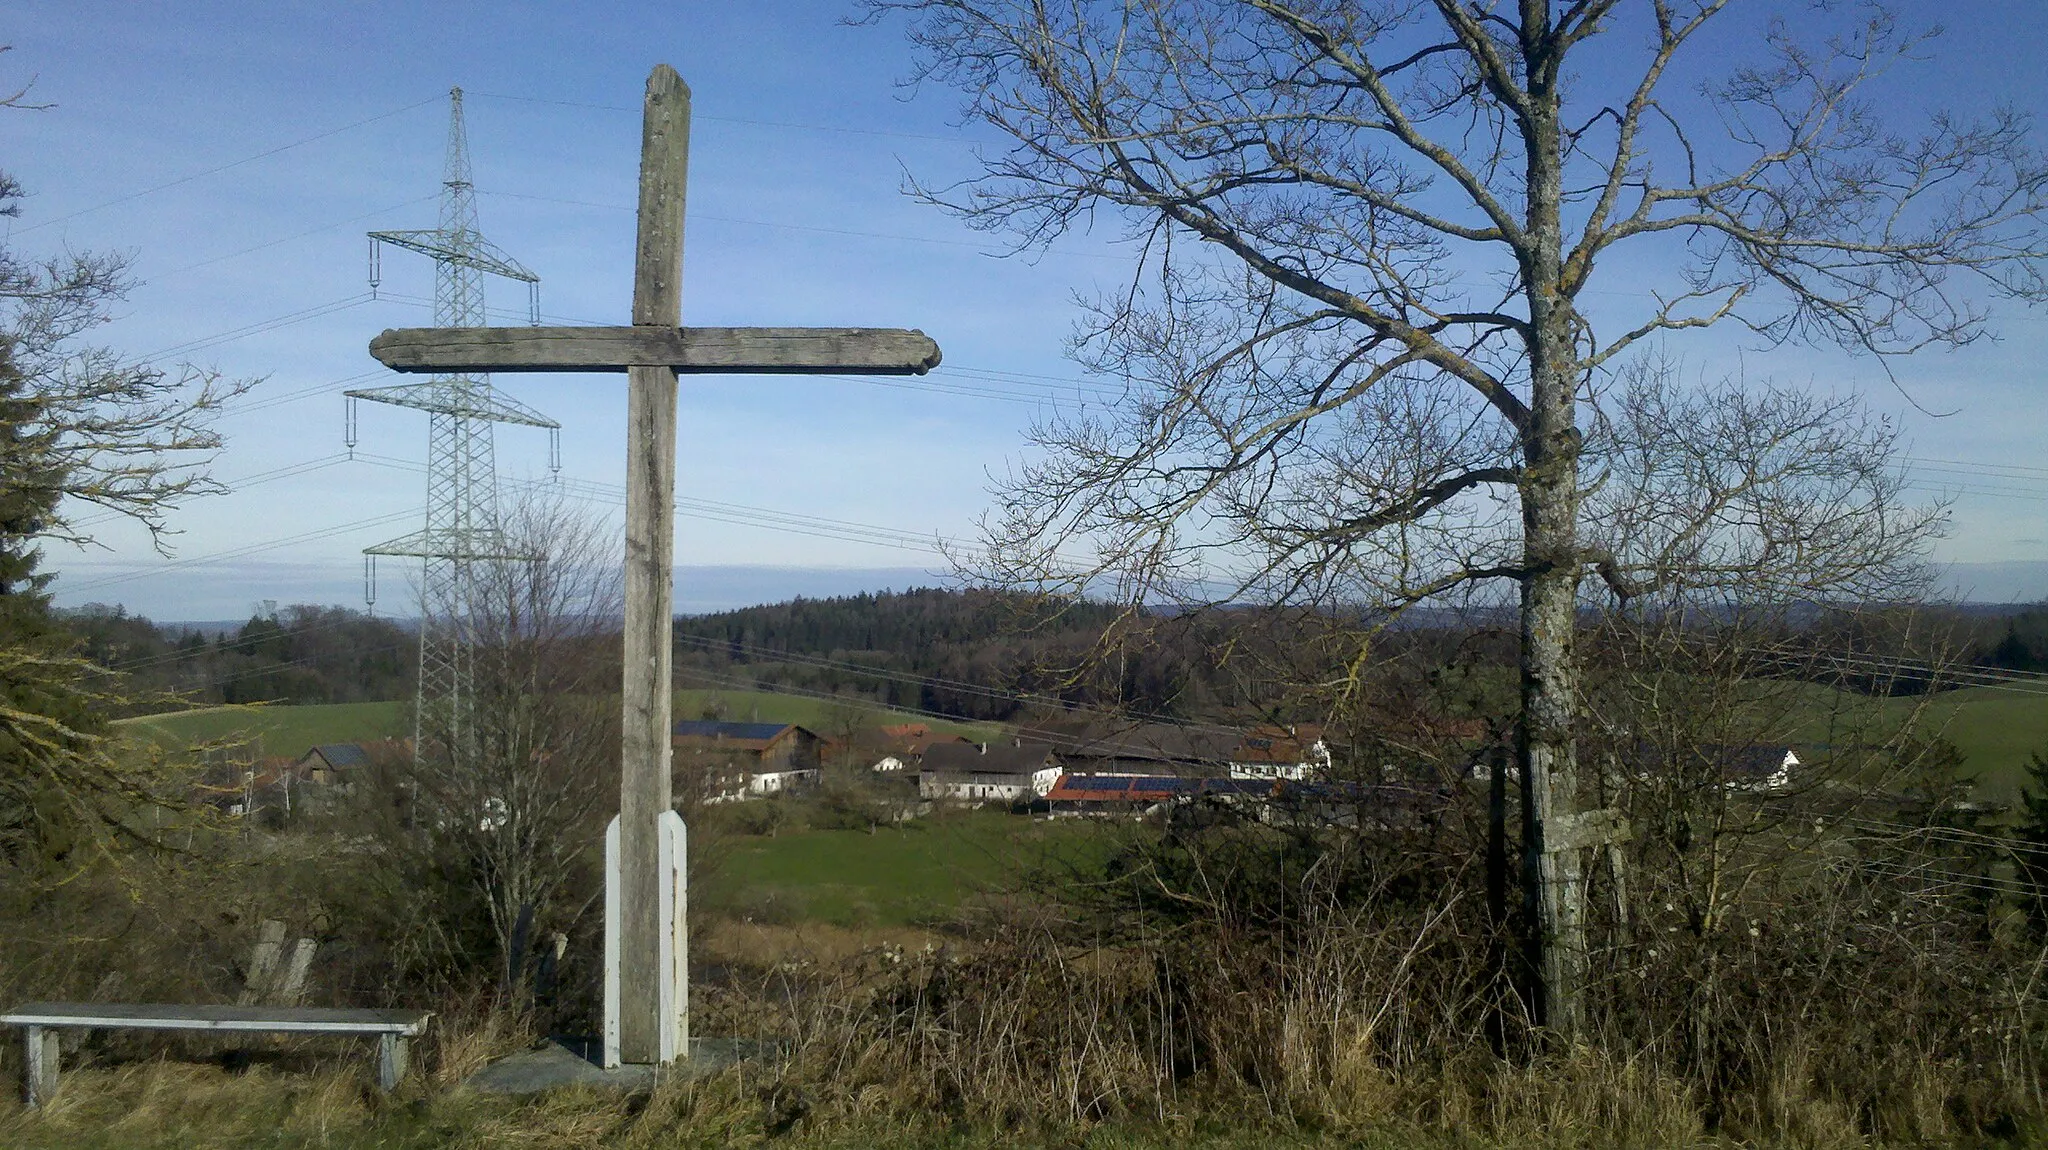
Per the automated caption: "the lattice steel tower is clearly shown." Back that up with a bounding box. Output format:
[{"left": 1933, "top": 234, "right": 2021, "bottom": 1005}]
[{"left": 348, "top": 87, "right": 557, "bottom": 767}]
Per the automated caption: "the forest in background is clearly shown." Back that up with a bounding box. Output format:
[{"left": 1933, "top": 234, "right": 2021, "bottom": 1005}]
[{"left": 58, "top": 586, "right": 2048, "bottom": 723}]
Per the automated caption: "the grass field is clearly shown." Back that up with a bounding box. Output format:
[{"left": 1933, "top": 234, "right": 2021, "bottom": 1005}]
[
  {"left": 1782, "top": 680, "right": 2048, "bottom": 803},
  {"left": 701, "top": 808, "right": 1121, "bottom": 928},
  {"left": 114, "top": 689, "right": 998, "bottom": 763},
  {"left": 1901, "top": 684, "right": 2048, "bottom": 803},
  {"left": 112, "top": 701, "right": 409, "bottom": 761}
]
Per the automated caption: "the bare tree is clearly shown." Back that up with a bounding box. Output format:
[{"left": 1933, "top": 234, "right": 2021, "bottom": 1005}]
[
  {"left": 0, "top": 53, "right": 250, "bottom": 549},
  {"left": 0, "top": 53, "right": 253, "bottom": 866},
  {"left": 401, "top": 494, "right": 621, "bottom": 990},
  {"left": 877, "top": 0, "right": 2047, "bottom": 1035}
]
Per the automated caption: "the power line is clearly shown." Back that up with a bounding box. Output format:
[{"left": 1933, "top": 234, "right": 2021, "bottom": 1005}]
[
  {"left": 348, "top": 451, "right": 964, "bottom": 559},
  {"left": 68, "top": 453, "right": 356, "bottom": 533},
  {"left": 1852, "top": 859, "right": 2033, "bottom": 898},
  {"left": 13, "top": 96, "right": 445, "bottom": 236},
  {"left": 474, "top": 187, "right": 1128, "bottom": 262},
  {"left": 465, "top": 90, "right": 971, "bottom": 145},
  {"left": 230, "top": 369, "right": 389, "bottom": 417},
  {"left": 1908, "top": 456, "right": 2048, "bottom": 481},
  {"left": 64, "top": 507, "right": 418, "bottom": 593},
  {"left": 140, "top": 291, "right": 377, "bottom": 364},
  {"left": 154, "top": 195, "right": 441, "bottom": 280}
]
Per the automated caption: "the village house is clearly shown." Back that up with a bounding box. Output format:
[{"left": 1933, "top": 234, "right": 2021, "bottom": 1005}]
[
  {"left": 1014, "top": 719, "right": 1332, "bottom": 781},
  {"left": 281, "top": 738, "right": 409, "bottom": 813},
  {"left": 861, "top": 722, "right": 973, "bottom": 773},
  {"left": 1016, "top": 720, "right": 1240, "bottom": 777},
  {"left": 296, "top": 742, "right": 372, "bottom": 786},
  {"left": 918, "top": 740, "right": 1061, "bottom": 804},
  {"left": 1226, "top": 725, "right": 1331, "bottom": 781},
  {"left": 671, "top": 720, "right": 823, "bottom": 801},
  {"left": 200, "top": 742, "right": 365, "bottom": 819}
]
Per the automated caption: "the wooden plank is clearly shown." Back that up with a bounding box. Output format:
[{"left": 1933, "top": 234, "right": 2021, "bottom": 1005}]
[
  {"left": 618, "top": 60, "right": 689, "bottom": 1068},
  {"left": 2, "top": 1002, "right": 430, "bottom": 1035},
  {"left": 368, "top": 325, "right": 942, "bottom": 375}
]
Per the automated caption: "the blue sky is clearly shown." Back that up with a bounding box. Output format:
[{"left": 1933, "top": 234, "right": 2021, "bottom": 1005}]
[{"left": 10, "top": 1, "right": 2048, "bottom": 619}]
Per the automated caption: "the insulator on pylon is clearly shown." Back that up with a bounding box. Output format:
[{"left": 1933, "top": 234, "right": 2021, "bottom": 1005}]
[
  {"left": 549, "top": 427, "right": 562, "bottom": 480},
  {"left": 365, "top": 555, "right": 378, "bottom": 614},
  {"left": 344, "top": 395, "right": 358, "bottom": 458},
  {"left": 529, "top": 281, "right": 541, "bottom": 326},
  {"left": 368, "top": 238, "right": 382, "bottom": 298}
]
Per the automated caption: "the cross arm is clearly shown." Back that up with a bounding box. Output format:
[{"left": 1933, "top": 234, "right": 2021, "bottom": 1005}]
[{"left": 369, "top": 325, "right": 942, "bottom": 375}]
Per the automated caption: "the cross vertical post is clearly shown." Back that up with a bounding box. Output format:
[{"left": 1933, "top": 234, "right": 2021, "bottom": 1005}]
[
  {"left": 363, "top": 63, "right": 940, "bottom": 1069},
  {"left": 619, "top": 63, "right": 689, "bottom": 1066}
]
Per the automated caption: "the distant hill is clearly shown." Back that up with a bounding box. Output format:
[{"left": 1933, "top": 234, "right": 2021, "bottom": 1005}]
[{"left": 671, "top": 587, "right": 1137, "bottom": 722}]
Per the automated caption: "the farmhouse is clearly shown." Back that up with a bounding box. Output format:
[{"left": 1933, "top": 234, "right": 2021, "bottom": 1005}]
[
  {"left": 296, "top": 742, "right": 372, "bottom": 785},
  {"left": 1014, "top": 719, "right": 1332, "bottom": 781},
  {"left": 1017, "top": 720, "right": 1239, "bottom": 777},
  {"left": 672, "top": 720, "right": 822, "bottom": 800},
  {"left": 1227, "top": 725, "right": 1331, "bottom": 781},
  {"left": 919, "top": 740, "right": 1061, "bottom": 804},
  {"left": 853, "top": 722, "right": 973, "bottom": 773}
]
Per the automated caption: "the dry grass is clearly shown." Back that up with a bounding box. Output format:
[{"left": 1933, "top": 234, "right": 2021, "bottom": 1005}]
[
  {"left": 0, "top": 1042, "right": 1921, "bottom": 1149},
  {"left": 0, "top": 1055, "right": 1720, "bottom": 1150},
  {"left": 0, "top": 993, "right": 2032, "bottom": 1149},
  {"left": 4, "top": 763, "right": 2043, "bottom": 1148},
  {"left": 700, "top": 918, "right": 949, "bottom": 969}
]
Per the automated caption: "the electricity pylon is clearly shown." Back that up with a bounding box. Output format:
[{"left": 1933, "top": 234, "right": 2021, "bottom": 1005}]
[{"left": 348, "top": 87, "right": 557, "bottom": 768}]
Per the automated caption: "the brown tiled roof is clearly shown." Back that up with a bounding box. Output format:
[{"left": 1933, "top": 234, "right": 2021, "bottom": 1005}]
[
  {"left": 1233, "top": 725, "right": 1324, "bottom": 764},
  {"left": 846, "top": 725, "right": 973, "bottom": 758}
]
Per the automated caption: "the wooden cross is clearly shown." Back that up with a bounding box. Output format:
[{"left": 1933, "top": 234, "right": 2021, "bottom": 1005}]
[{"left": 366, "top": 64, "right": 940, "bottom": 1065}]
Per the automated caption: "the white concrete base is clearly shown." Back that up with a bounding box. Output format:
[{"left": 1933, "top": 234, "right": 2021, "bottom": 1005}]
[{"left": 602, "top": 810, "right": 688, "bottom": 1067}]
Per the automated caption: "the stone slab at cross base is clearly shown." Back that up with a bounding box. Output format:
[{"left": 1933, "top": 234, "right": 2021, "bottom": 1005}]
[{"left": 465, "top": 1035, "right": 784, "bottom": 1095}]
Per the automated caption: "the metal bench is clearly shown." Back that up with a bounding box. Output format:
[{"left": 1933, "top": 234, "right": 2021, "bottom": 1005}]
[{"left": 2, "top": 1002, "right": 432, "bottom": 1106}]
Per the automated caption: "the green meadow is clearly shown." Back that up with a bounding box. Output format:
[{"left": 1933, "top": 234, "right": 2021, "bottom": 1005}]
[
  {"left": 113, "top": 688, "right": 999, "bottom": 763},
  {"left": 1896, "top": 683, "right": 2048, "bottom": 803},
  {"left": 113, "top": 701, "right": 409, "bottom": 761},
  {"left": 701, "top": 808, "right": 1122, "bottom": 928}
]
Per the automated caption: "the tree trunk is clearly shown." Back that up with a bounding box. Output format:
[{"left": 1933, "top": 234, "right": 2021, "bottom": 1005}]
[
  {"left": 1519, "top": 526, "right": 1588, "bottom": 1040},
  {"left": 1517, "top": 25, "right": 1590, "bottom": 1041},
  {"left": 1486, "top": 742, "right": 1514, "bottom": 1052}
]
